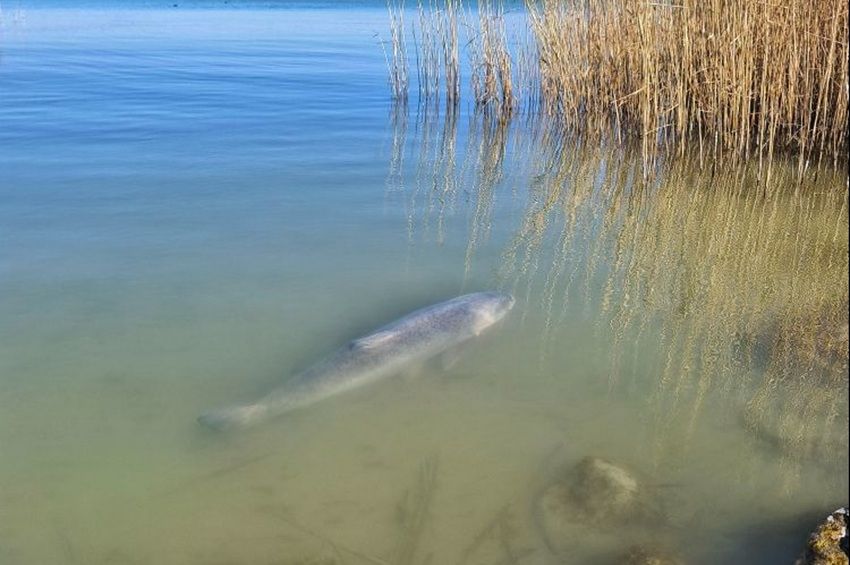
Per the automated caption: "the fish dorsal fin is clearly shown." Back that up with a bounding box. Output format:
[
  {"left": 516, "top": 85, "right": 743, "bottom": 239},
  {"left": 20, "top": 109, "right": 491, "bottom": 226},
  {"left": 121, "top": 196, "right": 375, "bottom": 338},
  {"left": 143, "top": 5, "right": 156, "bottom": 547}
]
[{"left": 350, "top": 331, "right": 395, "bottom": 351}]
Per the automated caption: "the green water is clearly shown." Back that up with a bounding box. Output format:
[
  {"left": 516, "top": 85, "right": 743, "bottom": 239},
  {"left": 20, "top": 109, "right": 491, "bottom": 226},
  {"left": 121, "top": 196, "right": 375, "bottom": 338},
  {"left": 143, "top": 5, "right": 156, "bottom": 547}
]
[{"left": 0, "top": 5, "right": 847, "bottom": 564}]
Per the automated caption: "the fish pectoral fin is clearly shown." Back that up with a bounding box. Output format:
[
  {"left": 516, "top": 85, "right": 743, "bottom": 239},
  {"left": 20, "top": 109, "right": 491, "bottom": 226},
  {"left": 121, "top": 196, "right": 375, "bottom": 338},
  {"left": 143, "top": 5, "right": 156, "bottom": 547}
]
[{"left": 349, "top": 331, "right": 395, "bottom": 351}]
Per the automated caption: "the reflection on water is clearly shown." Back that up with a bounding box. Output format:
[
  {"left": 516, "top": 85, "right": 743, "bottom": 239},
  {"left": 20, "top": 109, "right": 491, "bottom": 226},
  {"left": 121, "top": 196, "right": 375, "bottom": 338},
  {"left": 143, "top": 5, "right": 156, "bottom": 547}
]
[
  {"left": 0, "top": 5, "right": 847, "bottom": 565},
  {"left": 386, "top": 101, "right": 848, "bottom": 562},
  {"left": 393, "top": 103, "right": 848, "bottom": 479}
]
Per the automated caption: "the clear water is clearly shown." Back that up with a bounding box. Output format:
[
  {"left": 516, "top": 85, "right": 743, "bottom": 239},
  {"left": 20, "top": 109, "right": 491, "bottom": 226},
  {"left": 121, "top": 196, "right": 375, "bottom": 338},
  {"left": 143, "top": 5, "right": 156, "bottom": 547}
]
[{"left": 1, "top": 4, "right": 847, "bottom": 565}]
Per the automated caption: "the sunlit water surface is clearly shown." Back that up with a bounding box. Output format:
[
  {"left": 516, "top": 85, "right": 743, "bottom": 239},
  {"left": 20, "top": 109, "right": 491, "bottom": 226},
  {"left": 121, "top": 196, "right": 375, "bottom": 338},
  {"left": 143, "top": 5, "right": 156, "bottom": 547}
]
[{"left": 1, "top": 4, "right": 847, "bottom": 565}]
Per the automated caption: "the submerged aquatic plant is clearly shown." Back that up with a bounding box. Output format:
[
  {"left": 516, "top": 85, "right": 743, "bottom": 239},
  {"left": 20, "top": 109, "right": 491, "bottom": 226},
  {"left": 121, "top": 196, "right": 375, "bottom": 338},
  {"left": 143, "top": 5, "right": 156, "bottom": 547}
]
[{"left": 391, "top": 455, "right": 440, "bottom": 565}]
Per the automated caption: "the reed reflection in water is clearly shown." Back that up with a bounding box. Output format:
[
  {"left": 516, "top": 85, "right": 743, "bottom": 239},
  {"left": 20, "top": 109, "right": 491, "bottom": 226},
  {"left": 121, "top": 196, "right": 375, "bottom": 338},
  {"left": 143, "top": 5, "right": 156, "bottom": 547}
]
[{"left": 387, "top": 102, "right": 849, "bottom": 489}]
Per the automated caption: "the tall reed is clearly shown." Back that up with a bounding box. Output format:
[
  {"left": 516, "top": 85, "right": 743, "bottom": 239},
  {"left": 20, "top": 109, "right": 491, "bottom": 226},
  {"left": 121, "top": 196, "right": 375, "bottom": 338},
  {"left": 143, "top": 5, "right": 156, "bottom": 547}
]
[
  {"left": 438, "top": 0, "right": 461, "bottom": 107},
  {"left": 467, "top": 0, "right": 515, "bottom": 117},
  {"left": 413, "top": 0, "right": 441, "bottom": 103},
  {"left": 407, "top": 0, "right": 462, "bottom": 108},
  {"left": 525, "top": 0, "right": 849, "bottom": 171},
  {"left": 383, "top": 0, "right": 410, "bottom": 101},
  {"left": 389, "top": 0, "right": 849, "bottom": 171}
]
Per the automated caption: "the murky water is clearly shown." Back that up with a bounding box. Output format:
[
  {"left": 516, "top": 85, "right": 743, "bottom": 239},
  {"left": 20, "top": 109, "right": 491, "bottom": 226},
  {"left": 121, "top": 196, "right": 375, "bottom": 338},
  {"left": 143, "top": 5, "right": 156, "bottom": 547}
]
[{"left": 1, "top": 4, "right": 847, "bottom": 565}]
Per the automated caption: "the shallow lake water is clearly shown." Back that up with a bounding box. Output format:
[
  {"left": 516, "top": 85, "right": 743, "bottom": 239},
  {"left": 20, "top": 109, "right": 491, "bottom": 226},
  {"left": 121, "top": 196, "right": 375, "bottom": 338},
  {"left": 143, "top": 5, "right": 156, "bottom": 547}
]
[{"left": 0, "top": 3, "right": 848, "bottom": 564}]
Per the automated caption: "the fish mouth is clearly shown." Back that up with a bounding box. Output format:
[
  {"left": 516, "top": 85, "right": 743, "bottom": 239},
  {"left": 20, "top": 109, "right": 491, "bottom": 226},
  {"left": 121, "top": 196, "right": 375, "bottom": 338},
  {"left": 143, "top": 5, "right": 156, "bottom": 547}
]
[
  {"left": 490, "top": 292, "right": 515, "bottom": 319},
  {"left": 493, "top": 292, "right": 515, "bottom": 313},
  {"left": 483, "top": 290, "right": 514, "bottom": 305}
]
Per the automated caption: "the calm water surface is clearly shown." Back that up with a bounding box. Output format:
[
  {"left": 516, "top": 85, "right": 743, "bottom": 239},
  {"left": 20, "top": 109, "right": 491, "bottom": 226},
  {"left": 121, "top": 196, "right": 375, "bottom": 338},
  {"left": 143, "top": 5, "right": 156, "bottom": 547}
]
[{"left": 1, "top": 4, "right": 847, "bottom": 564}]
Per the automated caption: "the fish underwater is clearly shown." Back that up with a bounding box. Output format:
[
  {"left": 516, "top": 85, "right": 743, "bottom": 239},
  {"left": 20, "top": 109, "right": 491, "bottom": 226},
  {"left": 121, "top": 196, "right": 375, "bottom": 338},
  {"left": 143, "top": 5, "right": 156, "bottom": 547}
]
[{"left": 198, "top": 292, "right": 515, "bottom": 430}]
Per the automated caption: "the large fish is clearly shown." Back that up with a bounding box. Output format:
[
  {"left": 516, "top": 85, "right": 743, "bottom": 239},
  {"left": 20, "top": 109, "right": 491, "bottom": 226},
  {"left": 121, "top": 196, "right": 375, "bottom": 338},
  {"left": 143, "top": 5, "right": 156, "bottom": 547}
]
[{"left": 198, "top": 291, "right": 514, "bottom": 430}]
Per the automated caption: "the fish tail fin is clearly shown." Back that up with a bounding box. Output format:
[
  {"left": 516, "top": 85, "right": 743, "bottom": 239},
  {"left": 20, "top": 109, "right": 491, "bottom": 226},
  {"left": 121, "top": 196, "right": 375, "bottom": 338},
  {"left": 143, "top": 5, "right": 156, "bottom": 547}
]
[{"left": 197, "top": 403, "right": 265, "bottom": 431}]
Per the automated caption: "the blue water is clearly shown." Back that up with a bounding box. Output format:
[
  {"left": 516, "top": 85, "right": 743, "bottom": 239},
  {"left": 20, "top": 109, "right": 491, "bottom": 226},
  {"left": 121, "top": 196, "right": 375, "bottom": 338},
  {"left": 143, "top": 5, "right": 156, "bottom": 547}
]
[{"left": 1, "top": 4, "right": 847, "bottom": 564}]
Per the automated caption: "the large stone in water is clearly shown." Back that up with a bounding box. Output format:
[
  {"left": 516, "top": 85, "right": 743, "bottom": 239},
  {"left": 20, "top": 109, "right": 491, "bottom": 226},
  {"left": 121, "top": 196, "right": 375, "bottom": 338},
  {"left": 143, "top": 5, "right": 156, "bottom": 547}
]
[
  {"left": 570, "top": 456, "right": 642, "bottom": 522},
  {"left": 795, "top": 507, "right": 849, "bottom": 565},
  {"left": 534, "top": 456, "right": 663, "bottom": 554}
]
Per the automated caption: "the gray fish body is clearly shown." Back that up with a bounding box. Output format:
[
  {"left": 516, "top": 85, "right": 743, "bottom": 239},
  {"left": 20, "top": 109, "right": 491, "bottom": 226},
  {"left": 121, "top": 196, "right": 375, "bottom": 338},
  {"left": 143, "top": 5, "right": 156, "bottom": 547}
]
[{"left": 198, "top": 292, "right": 514, "bottom": 430}]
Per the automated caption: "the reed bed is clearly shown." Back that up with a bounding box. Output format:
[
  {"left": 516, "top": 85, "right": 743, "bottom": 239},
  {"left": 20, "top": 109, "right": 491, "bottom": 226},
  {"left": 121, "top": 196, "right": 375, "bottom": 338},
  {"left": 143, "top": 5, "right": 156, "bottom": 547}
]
[
  {"left": 526, "top": 0, "right": 849, "bottom": 171},
  {"left": 387, "top": 0, "right": 849, "bottom": 171}
]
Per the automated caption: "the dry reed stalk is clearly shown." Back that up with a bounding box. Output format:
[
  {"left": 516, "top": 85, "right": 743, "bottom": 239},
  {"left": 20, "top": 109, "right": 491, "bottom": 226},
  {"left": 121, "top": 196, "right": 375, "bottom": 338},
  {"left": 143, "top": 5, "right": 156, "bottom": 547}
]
[
  {"left": 384, "top": 0, "right": 410, "bottom": 101},
  {"left": 513, "top": 25, "right": 542, "bottom": 115},
  {"left": 437, "top": 0, "right": 461, "bottom": 108},
  {"left": 409, "top": 0, "right": 460, "bottom": 108},
  {"left": 467, "top": 0, "right": 515, "bottom": 118},
  {"left": 414, "top": 0, "right": 441, "bottom": 103}
]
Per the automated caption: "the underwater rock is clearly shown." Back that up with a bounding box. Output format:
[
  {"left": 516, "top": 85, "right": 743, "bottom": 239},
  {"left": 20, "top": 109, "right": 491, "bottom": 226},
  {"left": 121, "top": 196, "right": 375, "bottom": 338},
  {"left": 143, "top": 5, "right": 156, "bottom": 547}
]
[
  {"left": 622, "top": 544, "right": 685, "bottom": 565},
  {"left": 535, "top": 481, "right": 574, "bottom": 551},
  {"left": 534, "top": 456, "right": 663, "bottom": 552},
  {"left": 569, "top": 457, "right": 643, "bottom": 522},
  {"left": 794, "top": 507, "right": 849, "bottom": 565}
]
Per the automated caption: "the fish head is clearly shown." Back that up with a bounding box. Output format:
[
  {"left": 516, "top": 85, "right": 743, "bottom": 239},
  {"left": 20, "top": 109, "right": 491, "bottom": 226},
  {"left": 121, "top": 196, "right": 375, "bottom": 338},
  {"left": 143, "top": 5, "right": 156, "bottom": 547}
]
[{"left": 469, "top": 291, "right": 515, "bottom": 332}]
